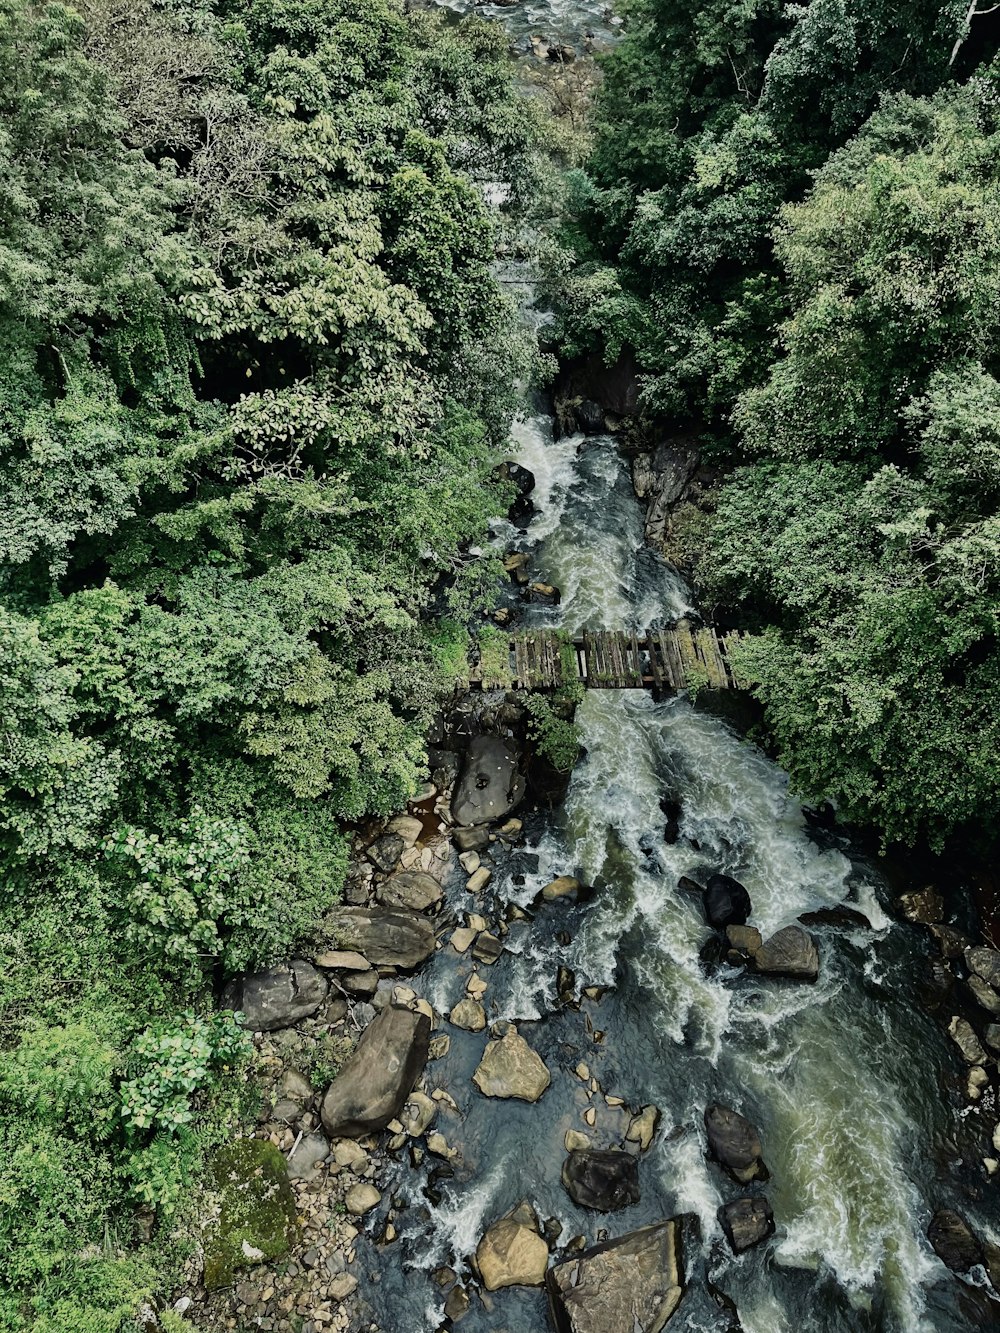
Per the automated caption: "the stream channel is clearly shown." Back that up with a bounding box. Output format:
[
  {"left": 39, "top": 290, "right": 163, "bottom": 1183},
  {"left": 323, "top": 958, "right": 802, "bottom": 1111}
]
[{"left": 356, "top": 4, "right": 996, "bottom": 1329}]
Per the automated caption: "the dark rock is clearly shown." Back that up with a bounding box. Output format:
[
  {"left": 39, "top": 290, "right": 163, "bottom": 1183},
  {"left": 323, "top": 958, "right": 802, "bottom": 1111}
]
[
  {"left": 726, "top": 925, "right": 762, "bottom": 957},
  {"left": 984, "top": 1022, "right": 1000, "bottom": 1053},
  {"left": 556, "top": 965, "right": 576, "bottom": 1006},
  {"left": 472, "top": 932, "right": 504, "bottom": 964},
  {"left": 798, "top": 906, "right": 872, "bottom": 931},
  {"left": 928, "top": 925, "right": 971, "bottom": 959},
  {"left": 444, "top": 1285, "right": 471, "bottom": 1321},
  {"left": 704, "top": 874, "right": 752, "bottom": 928},
  {"left": 632, "top": 441, "right": 700, "bottom": 547},
  {"left": 678, "top": 875, "right": 704, "bottom": 895},
  {"left": 966, "top": 974, "right": 1000, "bottom": 1017},
  {"left": 660, "top": 794, "right": 682, "bottom": 844},
  {"left": 376, "top": 871, "right": 443, "bottom": 914},
  {"left": 561, "top": 1150, "right": 640, "bottom": 1212},
  {"left": 452, "top": 735, "right": 526, "bottom": 827},
  {"left": 452, "top": 824, "right": 490, "bottom": 853},
  {"left": 719, "top": 1197, "right": 775, "bottom": 1254},
  {"left": 428, "top": 747, "right": 460, "bottom": 790},
  {"left": 546, "top": 1220, "right": 684, "bottom": 1333},
  {"left": 928, "top": 1208, "right": 984, "bottom": 1273},
  {"left": 320, "top": 906, "right": 435, "bottom": 970},
  {"left": 494, "top": 460, "right": 535, "bottom": 525},
  {"left": 223, "top": 960, "right": 327, "bottom": 1032},
  {"left": 341, "top": 968, "right": 378, "bottom": 998},
  {"left": 367, "top": 832, "right": 404, "bottom": 874},
  {"left": 753, "top": 925, "right": 819, "bottom": 981},
  {"left": 321, "top": 1000, "right": 431, "bottom": 1139},
  {"left": 704, "top": 1104, "right": 768, "bottom": 1184},
  {"left": 966, "top": 946, "right": 1000, "bottom": 990},
  {"left": 898, "top": 886, "right": 944, "bottom": 925}
]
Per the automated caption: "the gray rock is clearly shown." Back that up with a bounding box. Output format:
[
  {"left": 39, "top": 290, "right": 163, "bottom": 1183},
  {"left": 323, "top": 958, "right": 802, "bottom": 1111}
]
[
  {"left": 451, "top": 736, "right": 525, "bottom": 827},
  {"left": 753, "top": 925, "right": 819, "bottom": 981},
  {"left": 948, "top": 1015, "right": 987, "bottom": 1065},
  {"left": 966, "top": 974, "right": 1000, "bottom": 1017},
  {"left": 320, "top": 906, "right": 435, "bottom": 970},
  {"left": 966, "top": 946, "right": 1000, "bottom": 990},
  {"left": 705, "top": 1104, "right": 768, "bottom": 1184},
  {"left": 897, "top": 886, "right": 944, "bottom": 925},
  {"left": 473, "top": 1029, "right": 550, "bottom": 1102},
  {"left": 719, "top": 1196, "right": 774, "bottom": 1253},
  {"left": 321, "top": 1000, "right": 431, "bottom": 1138},
  {"left": 561, "top": 1150, "right": 640, "bottom": 1212},
  {"left": 449, "top": 998, "right": 487, "bottom": 1032},
  {"left": 453, "top": 824, "right": 490, "bottom": 853},
  {"left": 546, "top": 1220, "right": 684, "bottom": 1333},
  {"left": 222, "top": 960, "right": 327, "bottom": 1032},
  {"left": 287, "top": 1132, "right": 329, "bottom": 1182},
  {"left": 368, "top": 832, "right": 404, "bottom": 873},
  {"left": 376, "top": 871, "right": 443, "bottom": 914}
]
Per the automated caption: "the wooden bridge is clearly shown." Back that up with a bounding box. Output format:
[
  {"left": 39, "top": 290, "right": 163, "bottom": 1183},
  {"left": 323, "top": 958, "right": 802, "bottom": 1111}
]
[{"left": 474, "top": 624, "right": 747, "bottom": 691}]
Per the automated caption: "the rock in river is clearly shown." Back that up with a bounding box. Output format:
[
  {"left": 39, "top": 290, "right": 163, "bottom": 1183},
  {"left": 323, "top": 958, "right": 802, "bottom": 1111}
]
[
  {"left": 928, "top": 1208, "right": 985, "bottom": 1273},
  {"left": 561, "top": 1149, "right": 640, "bottom": 1212},
  {"left": 473, "top": 1028, "right": 550, "bottom": 1101},
  {"left": 753, "top": 925, "right": 819, "bottom": 981},
  {"left": 222, "top": 960, "right": 327, "bottom": 1031},
  {"left": 321, "top": 999, "right": 430, "bottom": 1138},
  {"left": 719, "top": 1196, "right": 775, "bottom": 1253},
  {"left": 451, "top": 735, "right": 526, "bottom": 827},
  {"left": 319, "top": 906, "right": 435, "bottom": 970},
  {"left": 703, "top": 874, "right": 752, "bottom": 928},
  {"left": 476, "top": 1200, "right": 549, "bottom": 1290},
  {"left": 546, "top": 1220, "right": 684, "bottom": 1333},
  {"left": 705, "top": 1104, "right": 768, "bottom": 1184},
  {"left": 376, "top": 871, "right": 443, "bottom": 914},
  {"left": 966, "top": 945, "right": 1000, "bottom": 990}
]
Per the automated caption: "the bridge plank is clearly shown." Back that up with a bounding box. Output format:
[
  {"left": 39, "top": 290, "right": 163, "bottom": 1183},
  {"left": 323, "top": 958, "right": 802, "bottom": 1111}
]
[
  {"left": 514, "top": 634, "right": 528, "bottom": 689},
  {"left": 645, "top": 633, "right": 662, "bottom": 687},
  {"left": 629, "top": 631, "right": 644, "bottom": 687},
  {"left": 721, "top": 632, "right": 748, "bottom": 689},
  {"left": 675, "top": 623, "right": 700, "bottom": 688},
  {"left": 696, "top": 629, "right": 729, "bottom": 690},
  {"left": 582, "top": 631, "right": 594, "bottom": 686},
  {"left": 659, "top": 630, "right": 683, "bottom": 689}
]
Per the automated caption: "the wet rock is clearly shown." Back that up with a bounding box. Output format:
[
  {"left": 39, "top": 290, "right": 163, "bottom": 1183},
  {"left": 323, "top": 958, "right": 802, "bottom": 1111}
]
[
  {"left": 966, "top": 946, "right": 1000, "bottom": 990},
  {"left": 561, "top": 1150, "right": 640, "bottom": 1212},
  {"left": 473, "top": 1028, "right": 550, "bottom": 1101},
  {"left": 705, "top": 1104, "right": 768, "bottom": 1184},
  {"left": 897, "top": 886, "right": 944, "bottom": 925},
  {"left": 320, "top": 906, "right": 435, "bottom": 970},
  {"left": 678, "top": 875, "right": 704, "bottom": 896},
  {"left": 473, "top": 932, "right": 504, "bottom": 964},
  {"left": 203, "top": 1139, "right": 298, "bottom": 1289},
  {"left": 948, "top": 1015, "right": 987, "bottom": 1065},
  {"left": 429, "top": 747, "right": 460, "bottom": 790},
  {"left": 632, "top": 440, "right": 701, "bottom": 548},
  {"left": 966, "top": 974, "right": 1000, "bottom": 1017},
  {"left": 452, "top": 735, "right": 526, "bottom": 827},
  {"left": 798, "top": 906, "right": 872, "bottom": 931},
  {"left": 376, "top": 871, "right": 443, "bottom": 914},
  {"left": 557, "top": 964, "right": 577, "bottom": 1006},
  {"left": 527, "top": 581, "right": 561, "bottom": 604},
  {"left": 453, "top": 824, "right": 490, "bottom": 853},
  {"left": 660, "top": 794, "right": 682, "bottom": 844},
  {"left": 449, "top": 998, "right": 486, "bottom": 1032},
  {"left": 626, "top": 1104, "right": 661, "bottom": 1153},
  {"left": 321, "top": 1000, "right": 431, "bottom": 1138},
  {"left": 725, "top": 925, "right": 762, "bottom": 957},
  {"left": 984, "top": 1023, "right": 1000, "bottom": 1053},
  {"left": 703, "top": 875, "right": 752, "bottom": 928},
  {"left": 467, "top": 866, "right": 492, "bottom": 894},
  {"left": 313, "top": 949, "right": 370, "bottom": 972},
  {"left": 546, "top": 1220, "right": 684, "bottom": 1333},
  {"left": 476, "top": 1200, "right": 549, "bottom": 1290},
  {"left": 542, "top": 875, "right": 583, "bottom": 903},
  {"left": 444, "top": 1284, "right": 471, "bottom": 1321},
  {"left": 286, "top": 1132, "right": 329, "bottom": 1183},
  {"left": 753, "top": 925, "right": 819, "bottom": 981},
  {"left": 494, "top": 460, "right": 536, "bottom": 525},
  {"left": 368, "top": 832, "right": 404, "bottom": 873},
  {"left": 222, "top": 960, "right": 327, "bottom": 1032},
  {"left": 565, "top": 1129, "right": 591, "bottom": 1152},
  {"left": 929, "top": 924, "right": 971, "bottom": 959},
  {"left": 719, "top": 1197, "right": 775, "bottom": 1254},
  {"left": 341, "top": 968, "right": 378, "bottom": 998},
  {"left": 928, "top": 1208, "right": 984, "bottom": 1273}
]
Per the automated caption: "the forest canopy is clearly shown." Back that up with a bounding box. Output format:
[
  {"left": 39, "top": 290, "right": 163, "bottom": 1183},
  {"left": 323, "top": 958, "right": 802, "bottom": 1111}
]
[{"left": 0, "top": 0, "right": 532, "bottom": 1325}]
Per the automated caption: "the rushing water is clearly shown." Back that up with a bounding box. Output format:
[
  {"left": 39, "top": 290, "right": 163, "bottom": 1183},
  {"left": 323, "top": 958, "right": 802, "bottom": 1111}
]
[{"left": 353, "top": 6, "right": 994, "bottom": 1329}]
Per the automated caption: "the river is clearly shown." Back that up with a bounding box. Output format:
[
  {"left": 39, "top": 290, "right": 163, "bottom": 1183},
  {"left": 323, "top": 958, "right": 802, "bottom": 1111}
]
[{"left": 354, "top": 5, "right": 993, "bottom": 1330}]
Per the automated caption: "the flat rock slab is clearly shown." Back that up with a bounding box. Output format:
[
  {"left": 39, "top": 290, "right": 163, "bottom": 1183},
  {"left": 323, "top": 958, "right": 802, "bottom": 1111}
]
[
  {"left": 376, "top": 871, "right": 443, "bottom": 914},
  {"left": 222, "top": 960, "right": 327, "bottom": 1032},
  {"left": 321, "top": 1000, "right": 431, "bottom": 1138},
  {"left": 320, "top": 906, "right": 435, "bottom": 970},
  {"left": 705, "top": 1104, "right": 768, "bottom": 1184},
  {"left": 546, "top": 1220, "right": 683, "bottom": 1333},
  {"left": 753, "top": 925, "right": 819, "bottom": 981},
  {"left": 473, "top": 1029, "right": 550, "bottom": 1102},
  {"left": 451, "top": 735, "right": 525, "bottom": 827},
  {"left": 719, "top": 1196, "right": 775, "bottom": 1253}
]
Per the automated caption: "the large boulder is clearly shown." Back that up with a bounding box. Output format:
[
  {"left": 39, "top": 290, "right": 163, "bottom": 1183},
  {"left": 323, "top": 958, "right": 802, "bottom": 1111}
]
[
  {"left": 222, "top": 960, "right": 327, "bottom": 1031},
  {"left": 321, "top": 1000, "right": 431, "bottom": 1139},
  {"left": 947, "top": 1015, "right": 987, "bottom": 1065},
  {"left": 928, "top": 1208, "right": 984, "bottom": 1273},
  {"left": 703, "top": 875, "right": 751, "bottom": 929},
  {"left": 719, "top": 1197, "right": 775, "bottom": 1254},
  {"left": 753, "top": 926, "right": 819, "bottom": 981},
  {"left": 472, "top": 1028, "right": 550, "bottom": 1102},
  {"left": 451, "top": 735, "right": 526, "bottom": 827},
  {"left": 704, "top": 1104, "right": 768, "bottom": 1184},
  {"left": 546, "top": 1220, "right": 684, "bottom": 1333},
  {"left": 494, "top": 460, "right": 536, "bottom": 525},
  {"left": 376, "top": 871, "right": 443, "bottom": 914},
  {"left": 203, "top": 1139, "right": 298, "bottom": 1289},
  {"left": 561, "top": 1149, "right": 640, "bottom": 1212},
  {"left": 966, "top": 946, "right": 1000, "bottom": 990},
  {"left": 319, "top": 906, "right": 435, "bottom": 970},
  {"left": 476, "top": 1200, "right": 549, "bottom": 1290}
]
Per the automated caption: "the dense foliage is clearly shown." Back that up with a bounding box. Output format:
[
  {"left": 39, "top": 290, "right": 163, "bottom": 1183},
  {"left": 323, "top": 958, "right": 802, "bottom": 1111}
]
[
  {"left": 559, "top": 0, "right": 1000, "bottom": 847},
  {"left": 0, "top": 0, "right": 531, "bottom": 1324}
]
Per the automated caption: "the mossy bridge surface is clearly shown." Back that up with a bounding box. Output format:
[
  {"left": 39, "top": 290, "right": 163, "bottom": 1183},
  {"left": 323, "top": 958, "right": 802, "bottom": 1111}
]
[{"left": 472, "top": 624, "right": 747, "bottom": 692}]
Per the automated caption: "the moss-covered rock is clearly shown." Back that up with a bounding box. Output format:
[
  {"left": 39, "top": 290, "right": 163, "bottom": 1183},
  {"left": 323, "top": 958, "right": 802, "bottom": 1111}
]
[{"left": 203, "top": 1139, "right": 298, "bottom": 1290}]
